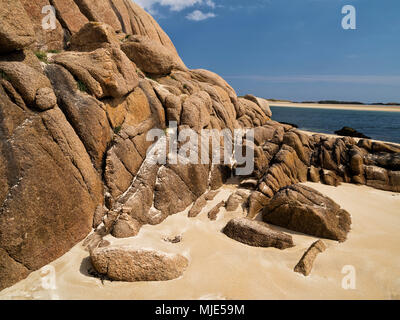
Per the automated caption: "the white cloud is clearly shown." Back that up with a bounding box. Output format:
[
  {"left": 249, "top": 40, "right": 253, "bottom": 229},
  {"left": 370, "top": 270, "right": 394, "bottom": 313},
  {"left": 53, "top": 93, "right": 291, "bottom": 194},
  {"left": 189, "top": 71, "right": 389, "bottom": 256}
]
[
  {"left": 205, "top": 0, "right": 216, "bottom": 8},
  {"left": 135, "top": 0, "right": 215, "bottom": 12},
  {"left": 186, "top": 10, "right": 216, "bottom": 21}
]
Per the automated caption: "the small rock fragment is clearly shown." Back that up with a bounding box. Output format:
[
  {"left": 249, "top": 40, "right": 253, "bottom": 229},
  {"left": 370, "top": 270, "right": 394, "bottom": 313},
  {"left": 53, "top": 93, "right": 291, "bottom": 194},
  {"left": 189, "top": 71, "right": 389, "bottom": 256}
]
[
  {"left": 208, "top": 201, "right": 225, "bottom": 220},
  {"left": 294, "top": 240, "right": 327, "bottom": 276}
]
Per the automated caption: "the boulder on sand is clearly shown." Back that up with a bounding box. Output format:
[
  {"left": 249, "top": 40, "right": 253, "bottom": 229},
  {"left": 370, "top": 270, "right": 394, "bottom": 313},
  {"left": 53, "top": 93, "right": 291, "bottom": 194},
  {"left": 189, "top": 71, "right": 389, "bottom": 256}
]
[
  {"left": 294, "top": 240, "right": 327, "bottom": 276},
  {"left": 263, "top": 184, "right": 351, "bottom": 242},
  {"left": 223, "top": 217, "right": 294, "bottom": 249},
  {"left": 90, "top": 246, "right": 189, "bottom": 282}
]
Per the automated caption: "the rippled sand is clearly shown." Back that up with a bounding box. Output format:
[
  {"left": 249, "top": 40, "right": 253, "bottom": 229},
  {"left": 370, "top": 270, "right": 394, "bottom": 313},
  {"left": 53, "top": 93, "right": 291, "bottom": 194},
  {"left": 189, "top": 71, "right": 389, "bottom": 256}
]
[{"left": 1, "top": 182, "right": 400, "bottom": 300}]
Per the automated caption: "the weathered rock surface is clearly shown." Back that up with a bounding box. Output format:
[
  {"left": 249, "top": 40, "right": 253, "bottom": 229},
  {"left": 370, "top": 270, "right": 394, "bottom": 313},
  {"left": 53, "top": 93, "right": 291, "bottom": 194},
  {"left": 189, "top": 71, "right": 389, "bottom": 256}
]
[
  {"left": 0, "top": 92, "right": 103, "bottom": 289},
  {"left": 263, "top": 185, "right": 351, "bottom": 242},
  {"left": 294, "top": 240, "right": 327, "bottom": 276},
  {"left": 0, "top": 248, "right": 30, "bottom": 292},
  {"left": 154, "top": 166, "right": 197, "bottom": 216},
  {"left": 51, "top": 0, "right": 89, "bottom": 34},
  {"left": 247, "top": 191, "right": 271, "bottom": 219},
  {"left": 223, "top": 218, "right": 294, "bottom": 249},
  {"left": 1, "top": 0, "right": 399, "bottom": 292},
  {"left": 0, "top": 0, "right": 35, "bottom": 53},
  {"left": 243, "top": 94, "right": 272, "bottom": 118},
  {"left": 188, "top": 194, "right": 207, "bottom": 218},
  {"left": 122, "top": 35, "right": 186, "bottom": 75},
  {"left": 45, "top": 64, "right": 113, "bottom": 170},
  {"left": 52, "top": 48, "right": 138, "bottom": 99},
  {"left": 111, "top": 214, "right": 141, "bottom": 238},
  {"left": 74, "top": 0, "right": 122, "bottom": 32},
  {"left": 0, "top": 62, "right": 56, "bottom": 110},
  {"left": 208, "top": 201, "right": 226, "bottom": 221},
  {"left": 70, "top": 22, "right": 120, "bottom": 52},
  {"left": 225, "top": 190, "right": 250, "bottom": 212},
  {"left": 237, "top": 97, "right": 269, "bottom": 127},
  {"left": 21, "top": 0, "right": 65, "bottom": 51},
  {"left": 205, "top": 190, "right": 219, "bottom": 201},
  {"left": 90, "top": 247, "right": 189, "bottom": 282},
  {"left": 126, "top": 1, "right": 179, "bottom": 52}
]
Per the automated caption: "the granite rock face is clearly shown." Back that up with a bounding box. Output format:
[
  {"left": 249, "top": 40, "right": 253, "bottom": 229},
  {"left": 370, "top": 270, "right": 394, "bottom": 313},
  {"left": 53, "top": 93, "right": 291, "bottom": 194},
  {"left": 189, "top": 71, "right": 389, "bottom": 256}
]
[
  {"left": 262, "top": 185, "right": 351, "bottom": 242},
  {"left": 0, "top": 0, "right": 399, "bottom": 292},
  {"left": 51, "top": 48, "right": 139, "bottom": 99},
  {"left": 0, "top": 0, "right": 35, "bottom": 53},
  {"left": 121, "top": 35, "right": 186, "bottom": 75},
  {"left": 0, "top": 94, "right": 103, "bottom": 291}
]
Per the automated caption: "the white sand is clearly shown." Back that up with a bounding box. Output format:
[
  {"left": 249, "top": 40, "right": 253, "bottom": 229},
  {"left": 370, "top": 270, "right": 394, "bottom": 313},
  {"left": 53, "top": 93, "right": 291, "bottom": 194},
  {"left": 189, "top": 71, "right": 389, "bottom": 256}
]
[
  {"left": 269, "top": 101, "right": 400, "bottom": 113},
  {"left": 1, "top": 182, "right": 400, "bottom": 300}
]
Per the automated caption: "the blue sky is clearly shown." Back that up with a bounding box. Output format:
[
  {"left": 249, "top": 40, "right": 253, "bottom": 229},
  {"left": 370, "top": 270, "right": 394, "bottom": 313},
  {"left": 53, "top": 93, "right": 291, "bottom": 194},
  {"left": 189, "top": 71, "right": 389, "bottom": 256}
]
[{"left": 135, "top": 0, "right": 400, "bottom": 103}]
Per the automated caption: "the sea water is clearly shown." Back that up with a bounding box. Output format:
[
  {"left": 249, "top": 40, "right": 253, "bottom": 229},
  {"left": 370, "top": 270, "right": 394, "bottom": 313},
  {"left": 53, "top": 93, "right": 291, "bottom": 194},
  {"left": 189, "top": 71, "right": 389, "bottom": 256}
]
[{"left": 270, "top": 106, "right": 400, "bottom": 144}]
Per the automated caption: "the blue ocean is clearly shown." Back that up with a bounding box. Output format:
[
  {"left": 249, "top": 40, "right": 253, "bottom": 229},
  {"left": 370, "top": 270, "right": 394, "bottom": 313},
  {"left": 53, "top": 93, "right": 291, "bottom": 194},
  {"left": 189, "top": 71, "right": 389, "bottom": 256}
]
[{"left": 270, "top": 106, "right": 400, "bottom": 144}]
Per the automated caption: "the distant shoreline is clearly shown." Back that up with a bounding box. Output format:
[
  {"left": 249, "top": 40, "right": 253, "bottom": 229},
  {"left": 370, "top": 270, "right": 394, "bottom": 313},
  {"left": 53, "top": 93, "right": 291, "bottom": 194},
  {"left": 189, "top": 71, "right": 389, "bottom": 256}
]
[{"left": 268, "top": 101, "right": 400, "bottom": 113}]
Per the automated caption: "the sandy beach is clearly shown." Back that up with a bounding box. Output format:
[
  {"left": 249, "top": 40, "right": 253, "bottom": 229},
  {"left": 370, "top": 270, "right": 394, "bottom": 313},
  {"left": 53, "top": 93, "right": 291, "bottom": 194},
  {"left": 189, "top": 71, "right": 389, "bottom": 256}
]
[
  {"left": 1, "top": 181, "right": 399, "bottom": 300},
  {"left": 269, "top": 101, "right": 400, "bottom": 113}
]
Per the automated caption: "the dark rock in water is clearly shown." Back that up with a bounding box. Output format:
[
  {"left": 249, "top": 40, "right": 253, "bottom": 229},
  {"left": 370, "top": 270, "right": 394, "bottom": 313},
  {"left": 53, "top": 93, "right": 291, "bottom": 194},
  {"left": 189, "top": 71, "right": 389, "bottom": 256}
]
[
  {"left": 223, "top": 217, "right": 294, "bottom": 249},
  {"left": 294, "top": 240, "right": 326, "bottom": 276},
  {"left": 334, "top": 127, "right": 370, "bottom": 139},
  {"left": 262, "top": 184, "right": 351, "bottom": 242}
]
